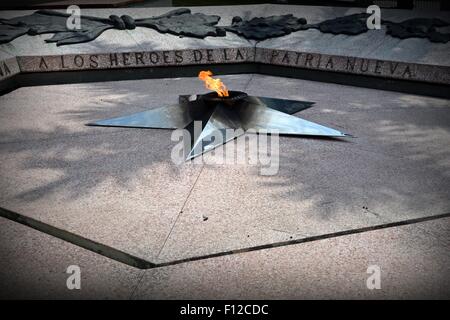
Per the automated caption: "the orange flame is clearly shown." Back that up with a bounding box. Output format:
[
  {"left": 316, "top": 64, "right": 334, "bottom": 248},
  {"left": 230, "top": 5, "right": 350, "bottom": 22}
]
[{"left": 198, "top": 71, "right": 229, "bottom": 97}]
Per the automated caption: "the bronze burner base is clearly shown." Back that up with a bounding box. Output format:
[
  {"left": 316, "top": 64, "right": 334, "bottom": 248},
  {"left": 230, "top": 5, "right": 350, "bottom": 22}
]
[{"left": 200, "top": 90, "right": 248, "bottom": 107}]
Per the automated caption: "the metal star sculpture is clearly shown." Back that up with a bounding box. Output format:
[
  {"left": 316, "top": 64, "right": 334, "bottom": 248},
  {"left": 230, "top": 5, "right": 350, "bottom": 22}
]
[{"left": 88, "top": 90, "right": 348, "bottom": 161}]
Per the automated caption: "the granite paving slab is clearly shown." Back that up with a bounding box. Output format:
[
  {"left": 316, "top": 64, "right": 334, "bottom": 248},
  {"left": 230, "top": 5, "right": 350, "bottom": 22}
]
[
  {"left": 1, "top": 74, "right": 448, "bottom": 266},
  {"left": 0, "top": 75, "right": 251, "bottom": 262},
  {"left": 155, "top": 74, "right": 450, "bottom": 263},
  {"left": 134, "top": 217, "right": 450, "bottom": 299},
  {"left": 0, "top": 216, "right": 141, "bottom": 299}
]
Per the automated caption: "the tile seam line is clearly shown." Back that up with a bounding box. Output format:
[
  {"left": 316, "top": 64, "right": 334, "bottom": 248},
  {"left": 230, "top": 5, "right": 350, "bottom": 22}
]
[
  {"left": 128, "top": 269, "right": 146, "bottom": 300},
  {"left": 154, "top": 165, "right": 205, "bottom": 260},
  {"left": 153, "top": 72, "right": 256, "bottom": 261},
  {"left": 124, "top": 29, "right": 146, "bottom": 52},
  {"left": 16, "top": 55, "right": 23, "bottom": 73}
]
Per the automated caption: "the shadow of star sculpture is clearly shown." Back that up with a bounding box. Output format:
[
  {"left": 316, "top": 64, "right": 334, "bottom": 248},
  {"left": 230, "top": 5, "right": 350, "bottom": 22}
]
[{"left": 87, "top": 91, "right": 348, "bottom": 161}]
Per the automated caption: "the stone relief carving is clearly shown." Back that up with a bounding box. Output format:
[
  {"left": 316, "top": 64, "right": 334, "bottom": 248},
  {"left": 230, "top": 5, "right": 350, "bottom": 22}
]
[{"left": 0, "top": 9, "right": 448, "bottom": 45}]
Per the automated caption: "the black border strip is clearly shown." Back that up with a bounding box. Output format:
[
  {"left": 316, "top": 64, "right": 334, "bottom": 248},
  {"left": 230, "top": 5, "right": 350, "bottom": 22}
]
[
  {"left": 1, "top": 205, "right": 449, "bottom": 270},
  {"left": 0, "top": 206, "right": 155, "bottom": 269}
]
